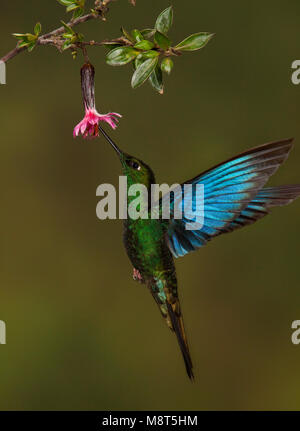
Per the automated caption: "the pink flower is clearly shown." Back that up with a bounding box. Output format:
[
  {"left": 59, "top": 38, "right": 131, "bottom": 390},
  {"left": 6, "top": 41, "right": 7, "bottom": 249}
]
[
  {"left": 73, "top": 63, "right": 122, "bottom": 138},
  {"left": 73, "top": 109, "right": 121, "bottom": 138}
]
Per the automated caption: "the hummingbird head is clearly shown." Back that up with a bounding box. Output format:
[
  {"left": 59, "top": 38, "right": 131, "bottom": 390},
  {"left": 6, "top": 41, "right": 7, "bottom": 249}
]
[{"left": 98, "top": 126, "right": 155, "bottom": 188}]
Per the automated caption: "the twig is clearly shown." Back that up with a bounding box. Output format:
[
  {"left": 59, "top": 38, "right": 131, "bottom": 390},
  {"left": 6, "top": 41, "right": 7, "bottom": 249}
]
[
  {"left": 80, "top": 37, "right": 132, "bottom": 47},
  {"left": 29, "top": 36, "right": 131, "bottom": 56},
  {"left": 0, "top": 0, "right": 117, "bottom": 63}
]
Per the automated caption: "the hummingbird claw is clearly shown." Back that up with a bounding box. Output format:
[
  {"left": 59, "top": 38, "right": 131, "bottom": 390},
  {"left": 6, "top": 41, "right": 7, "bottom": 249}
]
[{"left": 133, "top": 268, "right": 144, "bottom": 283}]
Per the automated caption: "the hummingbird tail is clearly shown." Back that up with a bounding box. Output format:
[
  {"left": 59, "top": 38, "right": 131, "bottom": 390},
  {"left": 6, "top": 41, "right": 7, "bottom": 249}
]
[
  {"left": 166, "top": 301, "right": 194, "bottom": 381},
  {"left": 149, "top": 276, "right": 194, "bottom": 380}
]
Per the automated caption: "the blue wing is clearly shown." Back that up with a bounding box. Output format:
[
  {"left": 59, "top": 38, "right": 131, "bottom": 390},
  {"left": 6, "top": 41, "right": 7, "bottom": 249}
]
[
  {"left": 166, "top": 139, "right": 294, "bottom": 258},
  {"left": 216, "top": 184, "right": 300, "bottom": 234}
]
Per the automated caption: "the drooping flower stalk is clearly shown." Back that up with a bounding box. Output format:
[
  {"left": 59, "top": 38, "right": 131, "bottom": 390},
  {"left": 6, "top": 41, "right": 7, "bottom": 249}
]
[{"left": 73, "top": 63, "right": 121, "bottom": 138}]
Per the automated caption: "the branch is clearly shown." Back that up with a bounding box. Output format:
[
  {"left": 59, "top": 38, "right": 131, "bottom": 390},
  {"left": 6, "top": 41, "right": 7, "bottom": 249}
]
[{"left": 0, "top": 0, "right": 116, "bottom": 63}]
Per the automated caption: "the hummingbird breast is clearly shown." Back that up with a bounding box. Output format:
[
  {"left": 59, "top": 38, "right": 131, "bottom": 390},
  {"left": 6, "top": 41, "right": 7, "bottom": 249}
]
[{"left": 123, "top": 217, "right": 175, "bottom": 280}]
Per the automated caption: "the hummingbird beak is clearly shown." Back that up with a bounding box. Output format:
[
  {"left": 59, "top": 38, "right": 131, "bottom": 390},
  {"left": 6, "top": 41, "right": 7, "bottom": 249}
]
[{"left": 98, "top": 125, "right": 122, "bottom": 156}]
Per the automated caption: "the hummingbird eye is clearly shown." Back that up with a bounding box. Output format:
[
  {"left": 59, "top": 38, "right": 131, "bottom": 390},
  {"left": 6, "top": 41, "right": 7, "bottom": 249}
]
[{"left": 128, "top": 160, "right": 141, "bottom": 171}]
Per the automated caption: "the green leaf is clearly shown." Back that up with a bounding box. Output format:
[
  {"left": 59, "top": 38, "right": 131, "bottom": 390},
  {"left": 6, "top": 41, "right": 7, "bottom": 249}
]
[
  {"left": 62, "top": 40, "right": 72, "bottom": 50},
  {"left": 106, "top": 46, "right": 139, "bottom": 66},
  {"left": 101, "top": 40, "right": 121, "bottom": 46},
  {"left": 135, "top": 50, "right": 159, "bottom": 68},
  {"left": 12, "top": 33, "right": 26, "bottom": 40},
  {"left": 155, "top": 6, "right": 173, "bottom": 35},
  {"left": 134, "top": 50, "right": 159, "bottom": 68},
  {"left": 131, "top": 29, "right": 144, "bottom": 43},
  {"left": 134, "top": 54, "right": 145, "bottom": 70},
  {"left": 134, "top": 40, "right": 154, "bottom": 50},
  {"left": 61, "top": 21, "right": 75, "bottom": 34},
  {"left": 121, "top": 27, "right": 134, "bottom": 42},
  {"left": 161, "top": 57, "right": 173, "bottom": 74},
  {"left": 154, "top": 31, "right": 170, "bottom": 50},
  {"left": 57, "top": 0, "right": 74, "bottom": 6},
  {"left": 175, "top": 32, "right": 214, "bottom": 51},
  {"left": 18, "top": 40, "right": 30, "bottom": 48},
  {"left": 149, "top": 65, "right": 164, "bottom": 94},
  {"left": 34, "top": 22, "right": 42, "bottom": 36},
  {"left": 73, "top": 7, "right": 84, "bottom": 19},
  {"left": 141, "top": 50, "right": 159, "bottom": 58},
  {"left": 14, "top": 32, "right": 37, "bottom": 44},
  {"left": 105, "top": 44, "right": 122, "bottom": 52},
  {"left": 27, "top": 33, "right": 37, "bottom": 42},
  {"left": 27, "top": 43, "right": 36, "bottom": 52},
  {"left": 66, "top": 4, "right": 78, "bottom": 12},
  {"left": 77, "top": 32, "right": 84, "bottom": 42},
  {"left": 131, "top": 57, "right": 158, "bottom": 89},
  {"left": 141, "top": 28, "right": 155, "bottom": 39},
  {"left": 58, "top": 0, "right": 85, "bottom": 16}
]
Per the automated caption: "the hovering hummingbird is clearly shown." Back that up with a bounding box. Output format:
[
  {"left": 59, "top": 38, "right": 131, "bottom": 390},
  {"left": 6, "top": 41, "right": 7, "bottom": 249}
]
[{"left": 98, "top": 127, "right": 300, "bottom": 380}]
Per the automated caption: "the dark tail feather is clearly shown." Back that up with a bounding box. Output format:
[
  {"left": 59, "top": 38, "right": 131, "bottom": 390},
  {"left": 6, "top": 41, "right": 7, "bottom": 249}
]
[
  {"left": 149, "top": 279, "right": 194, "bottom": 380},
  {"left": 166, "top": 302, "right": 194, "bottom": 381}
]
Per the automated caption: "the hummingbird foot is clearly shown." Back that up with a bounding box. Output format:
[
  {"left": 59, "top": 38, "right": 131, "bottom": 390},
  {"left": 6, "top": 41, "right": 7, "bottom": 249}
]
[{"left": 133, "top": 268, "right": 144, "bottom": 283}]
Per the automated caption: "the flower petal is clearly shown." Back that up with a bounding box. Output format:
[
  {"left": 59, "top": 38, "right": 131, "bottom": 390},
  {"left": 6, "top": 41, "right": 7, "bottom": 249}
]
[{"left": 73, "top": 109, "right": 122, "bottom": 138}]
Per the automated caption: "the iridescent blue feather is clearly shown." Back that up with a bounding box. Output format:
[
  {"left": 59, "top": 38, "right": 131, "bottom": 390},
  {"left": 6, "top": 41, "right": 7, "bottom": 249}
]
[{"left": 166, "top": 139, "right": 298, "bottom": 258}]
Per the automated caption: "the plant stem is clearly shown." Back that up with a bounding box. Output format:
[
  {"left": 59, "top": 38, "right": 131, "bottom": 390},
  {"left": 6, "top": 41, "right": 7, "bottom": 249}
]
[{"left": 0, "top": 0, "right": 118, "bottom": 63}]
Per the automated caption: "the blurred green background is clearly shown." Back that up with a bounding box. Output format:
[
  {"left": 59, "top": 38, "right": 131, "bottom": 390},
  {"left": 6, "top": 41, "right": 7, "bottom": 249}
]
[{"left": 1, "top": 0, "right": 300, "bottom": 410}]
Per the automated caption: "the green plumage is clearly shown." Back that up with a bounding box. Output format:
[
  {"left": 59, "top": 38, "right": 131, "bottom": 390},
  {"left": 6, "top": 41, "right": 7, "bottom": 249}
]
[{"left": 124, "top": 164, "right": 194, "bottom": 380}]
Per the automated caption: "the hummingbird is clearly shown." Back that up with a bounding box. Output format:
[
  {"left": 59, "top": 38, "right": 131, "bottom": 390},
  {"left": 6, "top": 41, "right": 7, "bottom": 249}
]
[{"left": 98, "top": 127, "right": 300, "bottom": 380}]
